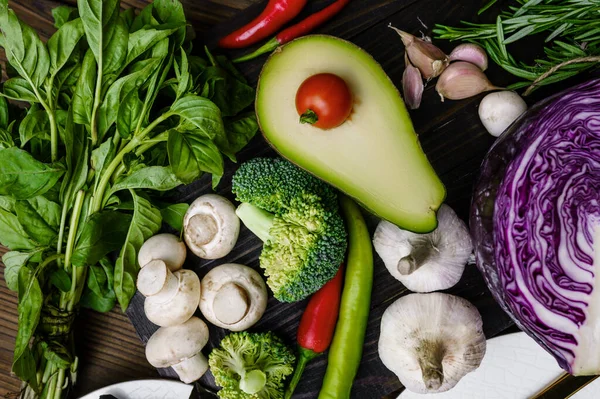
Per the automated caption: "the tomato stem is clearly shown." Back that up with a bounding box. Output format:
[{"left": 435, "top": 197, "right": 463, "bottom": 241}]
[{"left": 300, "top": 109, "right": 319, "bottom": 125}]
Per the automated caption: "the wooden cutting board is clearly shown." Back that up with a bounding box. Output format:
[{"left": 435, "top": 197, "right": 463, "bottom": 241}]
[{"left": 125, "top": 0, "right": 575, "bottom": 397}]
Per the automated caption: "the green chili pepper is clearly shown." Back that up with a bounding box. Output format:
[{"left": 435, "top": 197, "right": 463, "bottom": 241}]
[{"left": 318, "top": 195, "right": 373, "bottom": 399}]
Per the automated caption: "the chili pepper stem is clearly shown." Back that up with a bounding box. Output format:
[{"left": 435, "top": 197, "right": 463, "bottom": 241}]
[
  {"left": 233, "top": 37, "right": 281, "bottom": 63},
  {"left": 285, "top": 347, "right": 319, "bottom": 399}
]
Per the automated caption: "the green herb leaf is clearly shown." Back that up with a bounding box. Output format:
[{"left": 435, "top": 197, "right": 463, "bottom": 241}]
[
  {"left": 219, "top": 112, "right": 259, "bottom": 162},
  {"left": 47, "top": 18, "right": 85, "bottom": 77},
  {"left": 81, "top": 257, "right": 116, "bottom": 312},
  {"left": 2, "top": 250, "right": 35, "bottom": 291},
  {"left": 3, "top": 77, "right": 39, "bottom": 103},
  {"left": 49, "top": 268, "right": 72, "bottom": 292},
  {"left": 0, "top": 0, "right": 49, "bottom": 89},
  {"left": 13, "top": 265, "right": 43, "bottom": 380},
  {"left": 0, "top": 96, "right": 9, "bottom": 129},
  {"left": 71, "top": 210, "right": 132, "bottom": 267},
  {"left": 91, "top": 138, "right": 115, "bottom": 192},
  {"left": 0, "top": 195, "right": 15, "bottom": 212},
  {"left": 170, "top": 94, "right": 224, "bottom": 139},
  {"left": 15, "top": 197, "right": 60, "bottom": 245},
  {"left": 52, "top": 5, "right": 78, "bottom": 29},
  {"left": 160, "top": 203, "right": 189, "bottom": 231},
  {"left": 200, "top": 66, "right": 254, "bottom": 117},
  {"left": 42, "top": 340, "right": 73, "bottom": 369},
  {"left": 116, "top": 88, "right": 143, "bottom": 138},
  {"left": 72, "top": 49, "right": 96, "bottom": 126},
  {"left": 153, "top": 0, "right": 186, "bottom": 46},
  {"left": 114, "top": 190, "right": 161, "bottom": 311},
  {"left": 19, "top": 108, "right": 50, "bottom": 147},
  {"left": 77, "top": 0, "right": 127, "bottom": 79},
  {"left": 125, "top": 24, "right": 182, "bottom": 67},
  {"left": 167, "top": 128, "right": 224, "bottom": 185},
  {"left": 110, "top": 166, "right": 182, "bottom": 195},
  {"left": 0, "top": 208, "right": 37, "bottom": 250},
  {"left": 0, "top": 147, "right": 64, "bottom": 199}
]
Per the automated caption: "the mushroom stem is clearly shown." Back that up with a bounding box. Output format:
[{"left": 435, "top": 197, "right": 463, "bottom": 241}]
[
  {"left": 235, "top": 203, "right": 275, "bottom": 243},
  {"left": 397, "top": 237, "right": 439, "bottom": 275},
  {"left": 188, "top": 213, "right": 218, "bottom": 245},
  {"left": 213, "top": 282, "right": 250, "bottom": 325},
  {"left": 171, "top": 352, "right": 209, "bottom": 384},
  {"left": 136, "top": 260, "right": 179, "bottom": 300},
  {"left": 240, "top": 369, "right": 267, "bottom": 394},
  {"left": 416, "top": 340, "right": 446, "bottom": 391}
]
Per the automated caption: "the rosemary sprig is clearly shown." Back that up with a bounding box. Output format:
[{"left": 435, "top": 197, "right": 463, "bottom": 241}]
[{"left": 433, "top": 0, "right": 600, "bottom": 93}]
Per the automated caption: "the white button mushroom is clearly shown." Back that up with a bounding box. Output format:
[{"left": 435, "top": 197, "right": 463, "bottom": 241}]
[
  {"left": 183, "top": 194, "right": 240, "bottom": 259},
  {"left": 378, "top": 293, "right": 486, "bottom": 394},
  {"left": 145, "top": 316, "right": 209, "bottom": 384},
  {"left": 136, "top": 259, "right": 200, "bottom": 327},
  {"left": 478, "top": 91, "right": 527, "bottom": 137},
  {"left": 199, "top": 263, "right": 267, "bottom": 331},
  {"left": 372, "top": 204, "right": 472, "bottom": 292},
  {"left": 138, "top": 233, "right": 187, "bottom": 272}
]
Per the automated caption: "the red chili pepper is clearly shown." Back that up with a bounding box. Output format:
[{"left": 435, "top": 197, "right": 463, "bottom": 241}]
[
  {"left": 284, "top": 264, "right": 345, "bottom": 399},
  {"left": 233, "top": 0, "right": 350, "bottom": 63},
  {"left": 218, "top": 0, "right": 308, "bottom": 49}
]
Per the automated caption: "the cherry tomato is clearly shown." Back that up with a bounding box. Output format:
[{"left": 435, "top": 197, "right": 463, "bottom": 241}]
[{"left": 295, "top": 73, "right": 353, "bottom": 129}]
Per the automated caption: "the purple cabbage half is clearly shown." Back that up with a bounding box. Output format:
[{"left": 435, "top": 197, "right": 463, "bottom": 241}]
[{"left": 471, "top": 79, "right": 600, "bottom": 376}]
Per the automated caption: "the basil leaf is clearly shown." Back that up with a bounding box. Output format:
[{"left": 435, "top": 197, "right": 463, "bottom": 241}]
[
  {"left": 0, "top": 195, "right": 15, "bottom": 211},
  {"left": 121, "top": 8, "right": 135, "bottom": 30},
  {"left": 81, "top": 257, "right": 116, "bottom": 312},
  {"left": 116, "top": 88, "right": 143, "bottom": 138},
  {"left": 80, "top": 286, "right": 115, "bottom": 313},
  {"left": 170, "top": 94, "right": 224, "bottom": 139},
  {"left": 19, "top": 109, "right": 50, "bottom": 147},
  {"left": 114, "top": 190, "right": 161, "bottom": 311},
  {"left": 49, "top": 268, "right": 72, "bottom": 292},
  {"left": 0, "top": 128, "right": 13, "bottom": 148},
  {"left": 13, "top": 266, "right": 43, "bottom": 380},
  {"left": 125, "top": 24, "right": 182, "bottom": 67},
  {"left": 42, "top": 341, "right": 72, "bottom": 369},
  {"left": 97, "top": 57, "right": 161, "bottom": 138},
  {"left": 174, "top": 49, "right": 191, "bottom": 100},
  {"left": 200, "top": 66, "right": 254, "bottom": 117},
  {"left": 59, "top": 109, "right": 88, "bottom": 206},
  {"left": 0, "top": 95, "right": 8, "bottom": 129},
  {"left": 47, "top": 18, "right": 85, "bottom": 77},
  {"left": 110, "top": 166, "right": 182, "bottom": 195},
  {"left": 0, "top": 147, "right": 64, "bottom": 200},
  {"left": 77, "top": 0, "right": 127, "bottom": 79},
  {"left": 0, "top": 208, "right": 37, "bottom": 250},
  {"left": 167, "top": 128, "right": 224, "bottom": 185},
  {"left": 2, "top": 250, "right": 35, "bottom": 291},
  {"left": 72, "top": 49, "right": 96, "bottom": 126},
  {"left": 87, "top": 264, "right": 108, "bottom": 297},
  {"left": 71, "top": 210, "right": 132, "bottom": 267},
  {"left": 219, "top": 113, "right": 259, "bottom": 162},
  {"left": 12, "top": 347, "right": 37, "bottom": 391},
  {"left": 153, "top": 0, "right": 186, "bottom": 46},
  {"left": 3, "top": 77, "right": 39, "bottom": 103},
  {"left": 0, "top": 0, "right": 49, "bottom": 89},
  {"left": 91, "top": 138, "right": 115, "bottom": 191},
  {"left": 160, "top": 203, "right": 189, "bottom": 232},
  {"left": 15, "top": 197, "right": 60, "bottom": 245},
  {"left": 52, "top": 5, "right": 78, "bottom": 29}
]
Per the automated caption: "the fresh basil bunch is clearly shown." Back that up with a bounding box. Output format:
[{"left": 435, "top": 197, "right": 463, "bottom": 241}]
[{"left": 0, "top": 0, "right": 257, "bottom": 397}]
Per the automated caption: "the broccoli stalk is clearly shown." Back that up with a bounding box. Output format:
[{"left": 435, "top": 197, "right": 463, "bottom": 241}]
[{"left": 236, "top": 202, "right": 275, "bottom": 243}]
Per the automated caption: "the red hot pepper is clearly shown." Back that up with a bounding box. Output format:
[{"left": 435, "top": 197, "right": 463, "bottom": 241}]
[
  {"left": 284, "top": 264, "right": 345, "bottom": 399},
  {"left": 234, "top": 0, "right": 350, "bottom": 63},
  {"left": 218, "top": 0, "right": 308, "bottom": 49}
]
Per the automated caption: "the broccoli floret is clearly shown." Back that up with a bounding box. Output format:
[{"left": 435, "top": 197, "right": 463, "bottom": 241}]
[
  {"left": 208, "top": 331, "right": 296, "bottom": 399},
  {"left": 232, "top": 157, "right": 347, "bottom": 302}
]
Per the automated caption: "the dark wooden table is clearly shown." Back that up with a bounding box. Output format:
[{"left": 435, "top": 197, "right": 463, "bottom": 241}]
[{"left": 1, "top": 0, "right": 576, "bottom": 397}]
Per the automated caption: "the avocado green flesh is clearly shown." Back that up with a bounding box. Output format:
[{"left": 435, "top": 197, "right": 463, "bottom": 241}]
[{"left": 256, "top": 35, "right": 445, "bottom": 233}]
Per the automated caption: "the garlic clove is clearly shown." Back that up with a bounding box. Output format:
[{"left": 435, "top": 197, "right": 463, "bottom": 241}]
[
  {"left": 448, "top": 43, "right": 488, "bottom": 71},
  {"left": 389, "top": 24, "right": 448, "bottom": 79},
  {"left": 435, "top": 61, "right": 501, "bottom": 101},
  {"left": 402, "top": 52, "right": 424, "bottom": 110},
  {"left": 378, "top": 293, "right": 486, "bottom": 394},
  {"left": 373, "top": 204, "right": 473, "bottom": 292}
]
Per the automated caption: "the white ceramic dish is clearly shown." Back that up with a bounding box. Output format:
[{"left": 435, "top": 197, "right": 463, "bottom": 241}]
[
  {"left": 399, "top": 332, "right": 600, "bottom": 399},
  {"left": 78, "top": 379, "right": 194, "bottom": 399}
]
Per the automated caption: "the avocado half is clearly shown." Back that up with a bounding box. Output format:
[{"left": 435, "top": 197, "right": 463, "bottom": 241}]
[{"left": 256, "top": 35, "right": 445, "bottom": 233}]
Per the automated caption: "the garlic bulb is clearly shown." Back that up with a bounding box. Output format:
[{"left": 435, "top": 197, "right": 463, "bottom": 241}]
[
  {"left": 379, "top": 293, "right": 486, "bottom": 394},
  {"left": 435, "top": 61, "right": 500, "bottom": 101},
  {"left": 373, "top": 204, "right": 472, "bottom": 292},
  {"left": 448, "top": 43, "right": 488, "bottom": 71}
]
